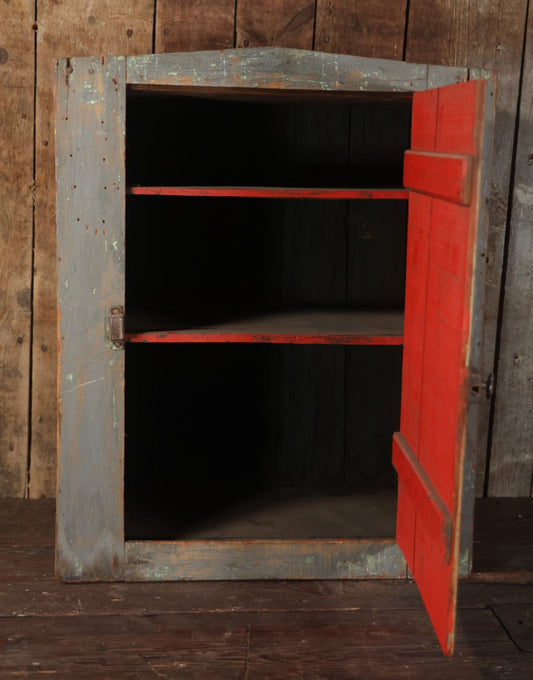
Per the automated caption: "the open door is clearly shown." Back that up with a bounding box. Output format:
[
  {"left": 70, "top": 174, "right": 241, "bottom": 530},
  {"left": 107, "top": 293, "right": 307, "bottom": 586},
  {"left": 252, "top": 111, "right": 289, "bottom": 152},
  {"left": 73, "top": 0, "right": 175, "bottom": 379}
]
[{"left": 393, "top": 79, "right": 490, "bottom": 655}]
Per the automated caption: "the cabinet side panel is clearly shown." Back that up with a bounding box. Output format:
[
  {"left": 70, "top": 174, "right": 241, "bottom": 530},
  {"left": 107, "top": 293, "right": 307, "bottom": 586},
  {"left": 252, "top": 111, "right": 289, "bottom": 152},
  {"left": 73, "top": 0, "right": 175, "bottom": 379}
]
[
  {"left": 459, "top": 72, "right": 496, "bottom": 574},
  {"left": 55, "top": 57, "right": 126, "bottom": 581}
]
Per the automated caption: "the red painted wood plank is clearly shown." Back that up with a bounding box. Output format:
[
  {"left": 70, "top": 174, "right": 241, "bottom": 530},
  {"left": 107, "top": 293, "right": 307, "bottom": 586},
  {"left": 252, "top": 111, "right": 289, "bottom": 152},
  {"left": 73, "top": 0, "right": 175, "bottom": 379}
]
[
  {"left": 403, "top": 151, "right": 473, "bottom": 205},
  {"left": 410, "top": 87, "right": 438, "bottom": 151},
  {"left": 436, "top": 81, "right": 483, "bottom": 155},
  {"left": 125, "top": 330, "right": 404, "bottom": 345},
  {"left": 124, "top": 310, "right": 404, "bottom": 345},
  {"left": 127, "top": 186, "right": 409, "bottom": 200},
  {"left": 399, "top": 192, "right": 432, "bottom": 454},
  {"left": 417, "top": 198, "right": 472, "bottom": 511}
]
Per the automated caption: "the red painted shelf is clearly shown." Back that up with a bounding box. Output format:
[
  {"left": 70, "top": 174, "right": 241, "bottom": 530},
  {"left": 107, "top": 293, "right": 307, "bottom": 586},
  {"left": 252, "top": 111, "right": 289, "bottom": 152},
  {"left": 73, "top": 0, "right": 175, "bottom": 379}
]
[
  {"left": 125, "top": 309, "right": 404, "bottom": 345},
  {"left": 127, "top": 186, "right": 409, "bottom": 200}
]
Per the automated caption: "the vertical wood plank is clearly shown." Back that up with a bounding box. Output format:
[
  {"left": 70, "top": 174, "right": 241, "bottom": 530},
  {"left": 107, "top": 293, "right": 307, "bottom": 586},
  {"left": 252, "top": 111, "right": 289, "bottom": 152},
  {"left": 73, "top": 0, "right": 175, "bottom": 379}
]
[
  {"left": 236, "top": 0, "right": 315, "bottom": 49},
  {"left": 405, "top": 0, "right": 529, "bottom": 495},
  {"left": 278, "top": 200, "right": 347, "bottom": 485},
  {"left": 345, "top": 347, "right": 402, "bottom": 489},
  {"left": 155, "top": 0, "right": 235, "bottom": 52},
  {"left": 315, "top": 0, "right": 408, "bottom": 59},
  {"left": 0, "top": 0, "right": 34, "bottom": 497},
  {"left": 31, "top": 0, "right": 154, "bottom": 497},
  {"left": 55, "top": 56, "right": 126, "bottom": 581},
  {"left": 278, "top": 105, "right": 349, "bottom": 486},
  {"left": 489, "top": 8, "right": 533, "bottom": 496}
]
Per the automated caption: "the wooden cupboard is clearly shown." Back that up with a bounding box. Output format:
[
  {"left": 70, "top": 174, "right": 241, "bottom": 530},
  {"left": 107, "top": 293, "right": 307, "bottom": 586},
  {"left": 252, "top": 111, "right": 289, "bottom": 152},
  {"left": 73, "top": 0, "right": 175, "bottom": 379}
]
[{"left": 55, "top": 49, "right": 494, "bottom": 654}]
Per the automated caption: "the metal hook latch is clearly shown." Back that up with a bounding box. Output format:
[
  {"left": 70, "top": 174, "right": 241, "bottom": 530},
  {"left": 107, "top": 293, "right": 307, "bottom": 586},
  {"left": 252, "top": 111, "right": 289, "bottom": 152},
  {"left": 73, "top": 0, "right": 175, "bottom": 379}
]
[{"left": 109, "top": 306, "right": 124, "bottom": 348}]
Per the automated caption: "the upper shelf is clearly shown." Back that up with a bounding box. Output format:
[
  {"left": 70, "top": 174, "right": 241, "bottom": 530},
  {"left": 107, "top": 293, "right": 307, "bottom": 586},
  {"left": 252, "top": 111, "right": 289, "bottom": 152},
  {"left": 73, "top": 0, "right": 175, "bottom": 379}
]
[
  {"left": 127, "top": 187, "right": 409, "bottom": 200},
  {"left": 125, "top": 308, "right": 404, "bottom": 346}
]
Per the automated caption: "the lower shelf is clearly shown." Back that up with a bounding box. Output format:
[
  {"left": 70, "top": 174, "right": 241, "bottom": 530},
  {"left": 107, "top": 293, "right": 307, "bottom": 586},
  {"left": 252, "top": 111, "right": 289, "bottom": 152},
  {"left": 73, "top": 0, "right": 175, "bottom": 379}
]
[{"left": 124, "top": 489, "right": 404, "bottom": 580}]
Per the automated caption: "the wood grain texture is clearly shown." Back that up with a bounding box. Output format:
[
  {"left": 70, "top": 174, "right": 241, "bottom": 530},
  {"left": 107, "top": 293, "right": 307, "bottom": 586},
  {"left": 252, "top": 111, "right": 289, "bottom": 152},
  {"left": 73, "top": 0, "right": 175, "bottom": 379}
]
[
  {"left": 4, "top": 575, "right": 533, "bottom": 617},
  {"left": 489, "top": 8, "right": 533, "bottom": 496},
  {"left": 491, "top": 603, "right": 533, "bottom": 651},
  {"left": 155, "top": 0, "right": 235, "bottom": 52},
  {"left": 0, "top": 613, "right": 249, "bottom": 679},
  {"left": 125, "top": 539, "right": 405, "bottom": 580},
  {"left": 473, "top": 497, "right": 533, "bottom": 577},
  {"left": 126, "top": 48, "right": 431, "bottom": 92},
  {"left": 31, "top": 0, "right": 154, "bottom": 498},
  {"left": 0, "top": 0, "right": 34, "bottom": 497},
  {"left": 236, "top": 0, "right": 315, "bottom": 49},
  {"left": 1, "top": 608, "right": 529, "bottom": 680},
  {"left": 315, "top": 0, "right": 408, "bottom": 59},
  {"left": 406, "top": 0, "right": 530, "bottom": 496},
  {"left": 0, "top": 498, "right": 55, "bottom": 547},
  {"left": 55, "top": 56, "right": 127, "bottom": 581}
]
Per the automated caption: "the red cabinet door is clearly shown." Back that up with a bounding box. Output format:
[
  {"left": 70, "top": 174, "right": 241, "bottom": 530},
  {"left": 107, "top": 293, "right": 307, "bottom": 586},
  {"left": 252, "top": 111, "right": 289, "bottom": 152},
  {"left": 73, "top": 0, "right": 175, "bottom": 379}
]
[{"left": 394, "top": 79, "right": 491, "bottom": 655}]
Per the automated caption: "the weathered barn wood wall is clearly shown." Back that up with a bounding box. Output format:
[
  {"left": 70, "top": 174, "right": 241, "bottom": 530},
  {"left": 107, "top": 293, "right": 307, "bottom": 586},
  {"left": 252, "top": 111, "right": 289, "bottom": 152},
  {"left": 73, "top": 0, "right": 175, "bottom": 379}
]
[
  {"left": 0, "top": 0, "right": 34, "bottom": 497},
  {"left": 489, "top": 9, "right": 533, "bottom": 496},
  {"left": 0, "top": 0, "right": 531, "bottom": 498}
]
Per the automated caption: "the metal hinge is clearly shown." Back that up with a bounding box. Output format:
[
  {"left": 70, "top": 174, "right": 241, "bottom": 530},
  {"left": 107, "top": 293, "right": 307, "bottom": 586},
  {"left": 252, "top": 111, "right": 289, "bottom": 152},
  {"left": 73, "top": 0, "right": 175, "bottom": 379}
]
[
  {"left": 470, "top": 372, "right": 494, "bottom": 399},
  {"left": 109, "top": 306, "right": 124, "bottom": 348}
]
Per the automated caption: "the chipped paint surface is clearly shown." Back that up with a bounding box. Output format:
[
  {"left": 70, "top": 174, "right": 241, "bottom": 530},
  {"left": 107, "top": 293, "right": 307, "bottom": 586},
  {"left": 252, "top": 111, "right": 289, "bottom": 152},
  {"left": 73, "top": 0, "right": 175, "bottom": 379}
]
[
  {"left": 124, "top": 540, "right": 405, "bottom": 581},
  {"left": 56, "top": 55, "right": 125, "bottom": 582},
  {"left": 125, "top": 47, "right": 460, "bottom": 94}
]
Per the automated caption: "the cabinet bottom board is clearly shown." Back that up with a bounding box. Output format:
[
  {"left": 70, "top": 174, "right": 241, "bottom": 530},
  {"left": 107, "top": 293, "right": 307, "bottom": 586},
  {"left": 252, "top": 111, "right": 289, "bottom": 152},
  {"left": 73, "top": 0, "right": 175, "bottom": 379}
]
[
  {"left": 124, "top": 489, "right": 405, "bottom": 580},
  {"left": 125, "top": 538, "right": 406, "bottom": 581}
]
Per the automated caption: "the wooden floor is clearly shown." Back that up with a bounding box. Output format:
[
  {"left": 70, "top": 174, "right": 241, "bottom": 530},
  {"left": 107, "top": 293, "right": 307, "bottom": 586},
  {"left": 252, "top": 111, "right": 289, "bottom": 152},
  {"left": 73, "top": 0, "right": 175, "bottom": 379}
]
[{"left": 1, "top": 499, "right": 532, "bottom": 678}]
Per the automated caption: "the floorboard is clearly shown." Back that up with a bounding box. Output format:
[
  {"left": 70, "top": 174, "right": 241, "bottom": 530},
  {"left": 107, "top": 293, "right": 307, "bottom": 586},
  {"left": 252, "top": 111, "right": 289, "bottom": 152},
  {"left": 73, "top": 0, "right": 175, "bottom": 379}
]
[
  {"left": 0, "top": 498, "right": 531, "bottom": 677},
  {"left": 473, "top": 498, "right": 533, "bottom": 580}
]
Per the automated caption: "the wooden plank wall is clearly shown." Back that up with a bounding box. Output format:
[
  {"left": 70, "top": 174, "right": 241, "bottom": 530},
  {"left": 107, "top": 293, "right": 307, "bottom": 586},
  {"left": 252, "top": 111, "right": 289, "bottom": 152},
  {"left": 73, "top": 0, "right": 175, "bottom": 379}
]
[
  {"left": 0, "top": 0, "right": 531, "bottom": 498},
  {"left": 488, "top": 9, "right": 533, "bottom": 495}
]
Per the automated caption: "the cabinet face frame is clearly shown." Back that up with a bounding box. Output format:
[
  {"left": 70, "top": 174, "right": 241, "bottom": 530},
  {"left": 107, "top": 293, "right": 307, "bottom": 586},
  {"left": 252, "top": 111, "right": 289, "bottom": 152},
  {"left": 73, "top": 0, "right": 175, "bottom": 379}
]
[{"left": 55, "top": 49, "right": 494, "bottom": 623}]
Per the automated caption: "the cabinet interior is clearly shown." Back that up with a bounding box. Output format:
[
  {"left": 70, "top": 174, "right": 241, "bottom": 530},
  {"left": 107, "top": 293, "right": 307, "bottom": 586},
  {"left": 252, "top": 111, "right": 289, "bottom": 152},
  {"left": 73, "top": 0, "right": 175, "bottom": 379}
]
[{"left": 124, "top": 88, "right": 412, "bottom": 541}]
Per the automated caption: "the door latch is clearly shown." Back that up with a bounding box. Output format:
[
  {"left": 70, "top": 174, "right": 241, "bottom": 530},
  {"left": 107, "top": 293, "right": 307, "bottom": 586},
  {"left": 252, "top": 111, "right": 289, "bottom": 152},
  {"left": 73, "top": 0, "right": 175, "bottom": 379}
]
[
  {"left": 470, "top": 372, "right": 494, "bottom": 399},
  {"left": 109, "top": 306, "right": 124, "bottom": 348}
]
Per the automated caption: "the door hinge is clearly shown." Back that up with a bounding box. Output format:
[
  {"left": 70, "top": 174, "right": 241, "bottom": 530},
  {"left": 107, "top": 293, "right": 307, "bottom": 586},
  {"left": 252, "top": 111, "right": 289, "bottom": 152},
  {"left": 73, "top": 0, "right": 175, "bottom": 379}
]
[
  {"left": 109, "top": 306, "right": 124, "bottom": 348},
  {"left": 470, "top": 372, "right": 494, "bottom": 400}
]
